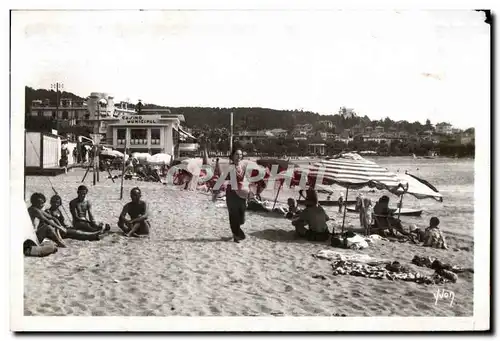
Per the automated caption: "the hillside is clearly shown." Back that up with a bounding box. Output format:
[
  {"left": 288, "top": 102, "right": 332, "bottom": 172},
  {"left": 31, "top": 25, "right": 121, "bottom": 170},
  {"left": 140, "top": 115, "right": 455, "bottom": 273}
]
[{"left": 24, "top": 86, "right": 432, "bottom": 133}]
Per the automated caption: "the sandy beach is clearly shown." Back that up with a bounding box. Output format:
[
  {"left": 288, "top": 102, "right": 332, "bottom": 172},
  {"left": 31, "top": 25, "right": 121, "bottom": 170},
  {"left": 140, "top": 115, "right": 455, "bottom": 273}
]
[{"left": 24, "top": 168, "right": 474, "bottom": 317}]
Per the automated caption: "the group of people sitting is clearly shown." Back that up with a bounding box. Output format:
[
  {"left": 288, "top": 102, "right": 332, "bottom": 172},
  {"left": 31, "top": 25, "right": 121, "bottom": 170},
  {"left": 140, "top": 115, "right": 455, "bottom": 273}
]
[
  {"left": 123, "top": 158, "right": 162, "bottom": 182},
  {"left": 24, "top": 185, "right": 152, "bottom": 257},
  {"left": 281, "top": 190, "right": 448, "bottom": 249}
]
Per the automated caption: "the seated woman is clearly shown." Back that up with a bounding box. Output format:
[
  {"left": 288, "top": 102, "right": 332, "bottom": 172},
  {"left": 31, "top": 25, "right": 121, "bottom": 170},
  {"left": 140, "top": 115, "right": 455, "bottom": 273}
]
[
  {"left": 45, "top": 195, "right": 101, "bottom": 241},
  {"left": 292, "top": 189, "right": 330, "bottom": 242},
  {"left": 373, "top": 195, "right": 396, "bottom": 216},
  {"left": 372, "top": 196, "right": 414, "bottom": 240},
  {"left": 422, "top": 217, "right": 448, "bottom": 249}
]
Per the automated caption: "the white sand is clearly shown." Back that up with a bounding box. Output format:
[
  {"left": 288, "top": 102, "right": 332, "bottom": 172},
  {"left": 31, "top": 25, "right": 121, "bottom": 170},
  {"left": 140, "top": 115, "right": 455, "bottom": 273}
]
[{"left": 24, "top": 169, "right": 473, "bottom": 316}]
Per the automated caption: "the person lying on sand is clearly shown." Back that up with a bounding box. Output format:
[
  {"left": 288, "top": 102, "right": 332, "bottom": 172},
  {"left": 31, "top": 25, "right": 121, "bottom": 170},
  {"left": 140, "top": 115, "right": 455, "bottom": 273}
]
[
  {"left": 117, "top": 187, "right": 151, "bottom": 237},
  {"left": 46, "top": 195, "right": 101, "bottom": 241},
  {"left": 69, "top": 185, "right": 110, "bottom": 233},
  {"left": 292, "top": 189, "right": 330, "bottom": 242},
  {"left": 27, "top": 192, "right": 68, "bottom": 248}
]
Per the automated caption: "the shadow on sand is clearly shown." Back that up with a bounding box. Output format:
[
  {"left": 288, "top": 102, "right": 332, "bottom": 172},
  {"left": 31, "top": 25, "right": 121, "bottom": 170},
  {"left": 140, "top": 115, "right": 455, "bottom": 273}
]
[
  {"left": 249, "top": 228, "right": 330, "bottom": 245},
  {"left": 161, "top": 237, "right": 233, "bottom": 243}
]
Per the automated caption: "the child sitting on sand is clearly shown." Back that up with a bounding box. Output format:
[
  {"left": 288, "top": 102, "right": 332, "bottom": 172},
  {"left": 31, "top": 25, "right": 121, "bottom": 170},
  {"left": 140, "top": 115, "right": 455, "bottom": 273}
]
[
  {"left": 292, "top": 189, "right": 330, "bottom": 242},
  {"left": 118, "top": 187, "right": 151, "bottom": 237},
  {"left": 422, "top": 217, "right": 448, "bottom": 249},
  {"left": 27, "top": 193, "right": 68, "bottom": 248},
  {"left": 285, "top": 198, "right": 301, "bottom": 219},
  {"left": 69, "top": 185, "right": 110, "bottom": 233}
]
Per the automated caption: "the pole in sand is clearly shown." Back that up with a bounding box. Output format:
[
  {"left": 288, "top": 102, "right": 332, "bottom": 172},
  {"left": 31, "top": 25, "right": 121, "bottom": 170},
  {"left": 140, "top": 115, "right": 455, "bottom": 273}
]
[
  {"left": 120, "top": 144, "right": 128, "bottom": 200},
  {"left": 341, "top": 186, "right": 349, "bottom": 234}
]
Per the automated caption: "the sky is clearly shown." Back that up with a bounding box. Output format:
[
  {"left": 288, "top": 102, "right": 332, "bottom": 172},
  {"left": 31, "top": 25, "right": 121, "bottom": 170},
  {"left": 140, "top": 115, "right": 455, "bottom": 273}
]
[{"left": 13, "top": 10, "right": 490, "bottom": 129}]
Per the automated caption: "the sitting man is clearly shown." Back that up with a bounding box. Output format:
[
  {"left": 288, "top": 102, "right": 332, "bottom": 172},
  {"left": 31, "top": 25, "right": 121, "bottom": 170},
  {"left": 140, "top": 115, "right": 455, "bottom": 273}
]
[
  {"left": 69, "top": 185, "right": 110, "bottom": 233},
  {"left": 118, "top": 187, "right": 151, "bottom": 237},
  {"left": 27, "top": 192, "right": 68, "bottom": 248},
  {"left": 292, "top": 189, "right": 330, "bottom": 242},
  {"left": 46, "top": 194, "right": 101, "bottom": 241}
]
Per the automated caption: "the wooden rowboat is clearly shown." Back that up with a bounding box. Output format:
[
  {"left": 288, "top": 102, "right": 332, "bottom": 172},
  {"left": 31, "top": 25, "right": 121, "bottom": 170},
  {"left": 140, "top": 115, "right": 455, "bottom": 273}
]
[
  {"left": 345, "top": 205, "right": 423, "bottom": 217},
  {"left": 297, "top": 199, "right": 358, "bottom": 207}
]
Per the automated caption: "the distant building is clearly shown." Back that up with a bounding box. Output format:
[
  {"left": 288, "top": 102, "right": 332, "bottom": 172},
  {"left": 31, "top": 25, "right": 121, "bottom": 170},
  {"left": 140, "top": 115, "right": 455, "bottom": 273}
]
[
  {"left": 362, "top": 135, "right": 402, "bottom": 146},
  {"left": 326, "top": 133, "right": 337, "bottom": 140},
  {"left": 29, "top": 98, "right": 88, "bottom": 126},
  {"left": 269, "top": 128, "right": 288, "bottom": 138},
  {"left": 87, "top": 92, "right": 116, "bottom": 119},
  {"left": 308, "top": 143, "right": 326, "bottom": 155},
  {"left": 294, "top": 124, "right": 313, "bottom": 131},
  {"left": 365, "top": 126, "right": 373, "bottom": 133},
  {"left": 318, "top": 120, "right": 334, "bottom": 129},
  {"left": 318, "top": 132, "right": 328, "bottom": 140},
  {"left": 235, "top": 130, "right": 274, "bottom": 145},
  {"left": 351, "top": 125, "right": 363, "bottom": 135},
  {"left": 341, "top": 129, "right": 351, "bottom": 139},
  {"left": 103, "top": 110, "right": 188, "bottom": 155},
  {"left": 435, "top": 122, "right": 453, "bottom": 135},
  {"left": 338, "top": 107, "right": 357, "bottom": 119},
  {"left": 374, "top": 126, "right": 385, "bottom": 134},
  {"left": 460, "top": 136, "right": 474, "bottom": 145}
]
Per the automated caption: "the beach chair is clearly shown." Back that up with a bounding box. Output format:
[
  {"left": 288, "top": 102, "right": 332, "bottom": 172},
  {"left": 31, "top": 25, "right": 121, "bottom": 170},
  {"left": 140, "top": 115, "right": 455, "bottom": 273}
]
[
  {"left": 370, "top": 214, "right": 415, "bottom": 241},
  {"left": 369, "top": 214, "right": 401, "bottom": 236}
]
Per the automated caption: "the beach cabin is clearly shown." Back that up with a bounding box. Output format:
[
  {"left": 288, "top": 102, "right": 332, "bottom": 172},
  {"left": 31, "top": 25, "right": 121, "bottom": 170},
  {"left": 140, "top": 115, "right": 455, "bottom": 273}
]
[{"left": 25, "top": 131, "right": 65, "bottom": 175}]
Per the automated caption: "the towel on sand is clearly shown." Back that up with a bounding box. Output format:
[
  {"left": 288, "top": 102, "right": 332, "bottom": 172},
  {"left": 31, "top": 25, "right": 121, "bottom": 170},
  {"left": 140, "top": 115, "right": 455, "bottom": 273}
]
[{"left": 313, "top": 250, "right": 376, "bottom": 263}]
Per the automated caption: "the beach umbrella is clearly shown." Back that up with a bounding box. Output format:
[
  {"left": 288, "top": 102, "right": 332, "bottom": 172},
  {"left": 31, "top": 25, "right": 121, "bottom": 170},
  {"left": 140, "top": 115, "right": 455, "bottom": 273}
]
[
  {"left": 132, "top": 152, "right": 151, "bottom": 163},
  {"left": 146, "top": 153, "right": 172, "bottom": 166},
  {"left": 304, "top": 152, "right": 405, "bottom": 232},
  {"left": 180, "top": 157, "right": 204, "bottom": 175},
  {"left": 391, "top": 172, "right": 443, "bottom": 219},
  {"left": 101, "top": 149, "right": 124, "bottom": 158}
]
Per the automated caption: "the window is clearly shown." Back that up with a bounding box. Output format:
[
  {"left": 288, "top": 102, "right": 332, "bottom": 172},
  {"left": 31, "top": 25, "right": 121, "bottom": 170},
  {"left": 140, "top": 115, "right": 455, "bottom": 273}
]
[
  {"left": 38, "top": 111, "right": 43, "bottom": 117},
  {"left": 117, "top": 129, "right": 126, "bottom": 145},
  {"left": 52, "top": 111, "right": 57, "bottom": 119},
  {"left": 62, "top": 111, "right": 69, "bottom": 119},
  {"left": 130, "top": 128, "right": 147, "bottom": 145},
  {"left": 151, "top": 128, "right": 160, "bottom": 145}
]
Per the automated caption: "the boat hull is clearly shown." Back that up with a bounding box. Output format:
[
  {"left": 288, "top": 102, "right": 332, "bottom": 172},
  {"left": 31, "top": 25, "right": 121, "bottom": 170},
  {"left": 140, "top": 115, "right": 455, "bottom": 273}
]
[
  {"left": 346, "top": 205, "right": 423, "bottom": 217},
  {"left": 298, "top": 199, "right": 358, "bottom": 207}
]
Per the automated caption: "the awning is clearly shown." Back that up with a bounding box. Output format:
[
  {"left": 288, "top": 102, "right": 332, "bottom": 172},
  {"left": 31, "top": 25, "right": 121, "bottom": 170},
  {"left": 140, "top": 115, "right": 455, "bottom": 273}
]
[{"left": 175, "top": 126, "right": 197, "bottom": 140}]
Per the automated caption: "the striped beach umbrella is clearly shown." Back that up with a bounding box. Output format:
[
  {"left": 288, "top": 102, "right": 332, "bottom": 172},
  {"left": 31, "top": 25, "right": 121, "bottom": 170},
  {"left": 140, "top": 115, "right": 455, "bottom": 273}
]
[
  {"left": 307, "top": 152, "right": 403, "bottom": 190},
  {"left": 304, "top": 152, "right": 405, "bottom": 232}
]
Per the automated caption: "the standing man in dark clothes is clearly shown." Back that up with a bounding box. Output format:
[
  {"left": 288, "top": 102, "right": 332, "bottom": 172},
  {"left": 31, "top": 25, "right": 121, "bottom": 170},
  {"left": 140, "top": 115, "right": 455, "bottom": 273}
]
[{"left": 117, "top": 187, "right": 151, "bottom": 237}]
